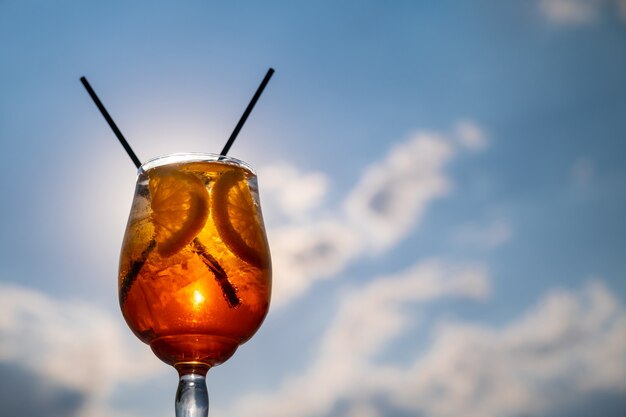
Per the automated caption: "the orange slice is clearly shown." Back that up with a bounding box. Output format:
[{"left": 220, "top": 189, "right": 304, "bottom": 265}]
[
  {"left": 149, "top": 167, "right": 210, "bottom": 257},
  {"left": 211, "top": 168, "right": 267, "bottom": 268}
]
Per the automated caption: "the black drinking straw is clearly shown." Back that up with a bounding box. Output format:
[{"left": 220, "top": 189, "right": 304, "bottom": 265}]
[
  {"left": 80, "top": 77, "right": 142, "bottom": 169},
  {"left": 220, "top": 67, "right": 274, "bottom": 156}
]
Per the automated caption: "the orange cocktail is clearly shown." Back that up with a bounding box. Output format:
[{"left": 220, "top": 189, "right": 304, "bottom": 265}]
[{"left": 119, "top": 154, "right": 271, "bottom": 370}]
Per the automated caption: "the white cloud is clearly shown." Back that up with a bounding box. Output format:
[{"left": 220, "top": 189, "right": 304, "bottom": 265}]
[
  {"left": 268, "top": 220, "right": 363, "bottom": 307},
  {"left": 259, "top": 164, "right": 329, "bottom": 220},
  {"left": 454, "top": 218, "right": 514, "bottom": 249},
  {"left": 218, "top": 275, "right": 626, "bottom": 417},
  {"left": 343, "top": 132, "right": 454, "bottom": 251},
  {"left": 0, "top": 283, "right": 165, "bottom": 417},
  {"left": 342, "top": 403, "right": 381, "bottom": 417},
  {"left": 391, "top": 280, "right": 626, "bottom": 417},
  {"left": 264, "top": 123, "right": 490, "bottom": 307},
  {"left": 539, "top": 0, "right": 626, "bottom": 24},
  {"left": 215, "top": 258, "right": 490, "bottom": 417},
  {"left": 319, "top": 259, "right": 490, "bottom": 362},
  {"left": 540, "top": 0, "right": 603, "bottom": 24},
  {"left": 455, "top": 119, "right": 488, "bottom": 152}
]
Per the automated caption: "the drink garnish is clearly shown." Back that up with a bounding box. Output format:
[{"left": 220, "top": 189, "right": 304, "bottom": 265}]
[
  {"left": 148, "top": 166, "right": 241, "bottom": 307},
  {"left": 211, "top": 168, "right": 268, "bottom": 268},
  {"left": 120, "top": 166, "right": 241, "bottom": 309},
  {"left": 149, "top": 167, "right": 210, "bottom": 257}
]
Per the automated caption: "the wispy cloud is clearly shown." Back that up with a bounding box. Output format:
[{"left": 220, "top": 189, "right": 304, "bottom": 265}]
[
  {"left": 259, "top": 164, "right": 329, "bottom": 221},
  {"left": 343, "top": 132, "right": 454, "bottom": 251},
  {"left": 539, "top": 0, "right": 626, "bottom": 24},
  {"left": 455, "top": 119, "right": 488, "bottom": 152},
  {"left": 390, "top": 280, "right": 626, "bottom": 417},
  {"left": 215, "top": 258, "right": 490, "bottom": 417},
  {"left": 0, "top": 283, "right": 165, "bottom": 417},
  {"left": 219, "top": 277, "right": 626, "bottom": 417},
  {"left": 453, "top": 218, "right": 514, "bottom": 249},
  {"left": 269, "top": 219, "right": 363, "bottom": 305},
  {"left": 265, "top": 125, "right": 484, "bottom": 307}
]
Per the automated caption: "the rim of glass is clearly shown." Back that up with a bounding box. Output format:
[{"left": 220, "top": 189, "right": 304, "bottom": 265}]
[{"left": 139, "top": 153, "right": 256, "bottom": 175}]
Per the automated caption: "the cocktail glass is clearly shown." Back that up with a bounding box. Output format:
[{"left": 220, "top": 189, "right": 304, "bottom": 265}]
[{"left": 118, "top": 153, "right": 272, "bottom": 417}]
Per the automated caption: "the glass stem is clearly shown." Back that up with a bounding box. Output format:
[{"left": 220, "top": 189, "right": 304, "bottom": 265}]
[{"left": 175, "top": 369, "right": 209, "bottom": 417}]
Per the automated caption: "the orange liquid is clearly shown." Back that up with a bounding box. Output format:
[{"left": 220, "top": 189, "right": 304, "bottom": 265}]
[{"left": 119, "top": 161, "right": 271, "bottom": 369}]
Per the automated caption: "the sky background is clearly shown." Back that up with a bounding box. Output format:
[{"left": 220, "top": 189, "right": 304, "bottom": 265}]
[{"left": 1, "top": 1, "right": 626, "bottom": 416}]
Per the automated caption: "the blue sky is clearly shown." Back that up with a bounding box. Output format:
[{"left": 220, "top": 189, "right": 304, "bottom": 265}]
[{"left": 1, "top": 1, "right": 625, "bottom": 416}]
